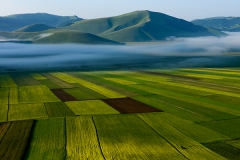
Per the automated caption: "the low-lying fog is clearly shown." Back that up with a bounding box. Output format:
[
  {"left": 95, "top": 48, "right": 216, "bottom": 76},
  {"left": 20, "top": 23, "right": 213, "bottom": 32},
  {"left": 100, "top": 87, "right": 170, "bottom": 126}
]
[{"left": 0, "top": 32, "right": 240, "bottom": 72}]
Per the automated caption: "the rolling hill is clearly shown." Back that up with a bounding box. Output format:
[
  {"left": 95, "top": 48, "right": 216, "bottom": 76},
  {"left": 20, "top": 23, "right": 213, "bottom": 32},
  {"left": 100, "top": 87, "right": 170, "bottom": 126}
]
[
  {"left": 192, "top": 17, "right": 240, "bottom": 32},
  {"left": 34, "top": 31, "right": 121, "bottom": 44},
  {"left": 0, "top": 13, "right": 82, "bottom": 31},
  {"left": 63, "top": 10, "right": 226, "bottom": 42},
  {"left": 13, "top": 23, "right": 55, "bottom": 32}
]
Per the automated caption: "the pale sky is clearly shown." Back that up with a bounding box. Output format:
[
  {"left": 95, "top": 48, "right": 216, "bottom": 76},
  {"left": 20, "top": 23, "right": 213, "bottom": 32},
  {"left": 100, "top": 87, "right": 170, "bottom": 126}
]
[{"left": 0, "top": 0, "right": 239, "bottom": 21}]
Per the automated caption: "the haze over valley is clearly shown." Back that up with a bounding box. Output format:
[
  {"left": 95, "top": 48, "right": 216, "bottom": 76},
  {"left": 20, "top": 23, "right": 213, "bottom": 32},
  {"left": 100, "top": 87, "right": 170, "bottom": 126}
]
[{"left": 0, "top": 10, "right": 240, "bottom": 72}]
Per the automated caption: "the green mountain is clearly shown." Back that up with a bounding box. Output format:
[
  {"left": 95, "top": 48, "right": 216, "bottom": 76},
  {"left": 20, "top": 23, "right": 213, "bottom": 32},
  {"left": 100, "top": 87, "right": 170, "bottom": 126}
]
[
  {"left": 0, "top": 29, "right": 120, "bottom": 44},
  {"left": 192, "top": 17, "right": 240, "bottom": 32},
  {"left": 63, "top": 10, "right": 225, "bottom": 42},
  {"left": 34, "top": 30, "right": 121, "bottom": 44},
  {"left": 0, "top": 13, "right": 82, "bottom": 31},
  {"left": 13, "top": 23, "right": 55, "bottom": 32}
]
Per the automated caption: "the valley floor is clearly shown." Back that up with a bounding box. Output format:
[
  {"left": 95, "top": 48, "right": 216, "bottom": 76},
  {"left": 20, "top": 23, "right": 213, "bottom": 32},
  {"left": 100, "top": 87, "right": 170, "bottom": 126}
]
[{"left": 0, "top": 68, "right": 240, "bottom": 159}]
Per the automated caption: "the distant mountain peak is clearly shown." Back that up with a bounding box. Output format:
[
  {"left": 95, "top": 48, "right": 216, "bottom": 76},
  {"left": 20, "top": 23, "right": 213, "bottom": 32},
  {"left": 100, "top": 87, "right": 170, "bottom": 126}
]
[
  {"left": 64, "top": 10, "right": 225, "bottom": 42},
  {"left": 13, "top": 23, "right": 55, "bottom": 32},
  {"left": 192, "top": 16, "right": 240, "bottom": 32},
  {"left": 0, "top": 13, "right": 83, "bottom": 31}
]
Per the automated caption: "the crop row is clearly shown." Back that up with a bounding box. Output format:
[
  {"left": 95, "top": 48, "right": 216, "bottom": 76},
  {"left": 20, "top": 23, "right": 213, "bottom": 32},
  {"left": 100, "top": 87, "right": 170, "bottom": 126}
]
[
  {"left": 3, "top": 114, "right": 228, "bottom": 160},
  {"left": 52, "top": 73, "right": 125, "bottom": 98}
]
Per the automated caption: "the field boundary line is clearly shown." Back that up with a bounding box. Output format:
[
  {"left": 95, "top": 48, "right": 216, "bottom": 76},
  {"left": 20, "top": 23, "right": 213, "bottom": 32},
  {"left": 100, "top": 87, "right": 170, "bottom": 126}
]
[
  {"left": 91, "top": 116, "right": 106, "bottom": 160},
  {"left": 7, "top": 88, "right": 10, "bottom": 121},
  {"left": 196, "top": 117, "right": 240, "bottom": 124},
  {"left": 149, "top": 96, "right": 204, "bottom": 117},
  {"left": 21, "top": 120, "right": 35, "bottom": 159},
  {"left": 174, "top": 78, "right": 240, "bottom": 90},
  {"left": 44, "top": 103, "right": 50, "bottom": 117},
  {"left": 136, "top": 115, "right": 189, "bottom": 160},
  {"left": 64, "top": 117, "right": 67, "bottom": 160}
]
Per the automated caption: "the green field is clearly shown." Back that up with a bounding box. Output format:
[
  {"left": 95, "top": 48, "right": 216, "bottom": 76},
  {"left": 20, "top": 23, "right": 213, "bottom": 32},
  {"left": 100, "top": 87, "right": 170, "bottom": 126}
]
[
  {"left": 0, "top": 68, "right": 240, "bottom": 159},
  {"left": 18, "top": 85, "right": 61, "bottom": 103},
  {"left": 65, "top": 100, "right": 119, "bottom": 115}
]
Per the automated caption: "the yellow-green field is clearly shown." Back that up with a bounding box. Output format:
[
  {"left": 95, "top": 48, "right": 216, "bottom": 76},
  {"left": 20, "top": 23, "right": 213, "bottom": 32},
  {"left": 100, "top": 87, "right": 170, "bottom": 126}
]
[{"left": 0, "top": 68, "right": 240, "bottom": 159}]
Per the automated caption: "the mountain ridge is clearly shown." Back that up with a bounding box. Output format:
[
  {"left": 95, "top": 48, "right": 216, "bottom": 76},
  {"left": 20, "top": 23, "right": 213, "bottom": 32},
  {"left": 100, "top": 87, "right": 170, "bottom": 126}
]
[
  {"left": 0, "top": 10, "right": 227, "bottom": 44},
  {"left": 63, "top": 10, "right": 226, "bottom": 42},
  {"left": 13, "top": 23, "right": 55, "bottom": 32},
  {"left": 0, "top": 13, "right": 82, "bottom": 31},
  {"left": 192, "top": 17, "right": 240, "bottom": 32}
]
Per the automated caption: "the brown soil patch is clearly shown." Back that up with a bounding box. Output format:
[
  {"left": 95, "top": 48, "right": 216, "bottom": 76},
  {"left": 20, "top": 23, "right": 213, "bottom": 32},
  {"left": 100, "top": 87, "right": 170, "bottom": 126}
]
[
  {"left": 50, "top": 89, "right": 78, "bottom": 102},
  {"left": 139, "top": 71, "right": 200, "bottom": 81},
  {"left": 102, "top": 97, "right": 162, "bottom": 114}
]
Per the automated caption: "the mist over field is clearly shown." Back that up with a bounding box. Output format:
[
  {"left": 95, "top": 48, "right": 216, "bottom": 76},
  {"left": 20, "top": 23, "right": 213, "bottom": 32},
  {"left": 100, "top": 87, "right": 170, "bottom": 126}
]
[{"left": 0, "top": 32, "right": 240, "bottom": 72}]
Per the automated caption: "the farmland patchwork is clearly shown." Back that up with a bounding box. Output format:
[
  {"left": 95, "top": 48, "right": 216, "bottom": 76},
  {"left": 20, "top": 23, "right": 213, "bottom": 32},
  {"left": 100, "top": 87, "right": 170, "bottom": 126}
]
[{"left": 0, "top": 68, "right": 240, "bottom": 159}]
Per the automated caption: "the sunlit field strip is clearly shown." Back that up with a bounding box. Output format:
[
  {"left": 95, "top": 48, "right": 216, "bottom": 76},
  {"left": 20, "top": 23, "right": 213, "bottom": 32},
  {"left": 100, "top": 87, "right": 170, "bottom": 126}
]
[
  {"left": 151, "top": 112, "right": 228, "bottom": 143},
  {"left": 104, "top": 70, "right": 240, "bottom": 97},
  {"left": 0, "top": 75, "right": 17, "bottom": 87},
  {"left": 94, "top": 72, "right": 217, "bottom": 97},
  {"left": 106, "top": 71, "right": 239, "bottom": 108},
  {"left": 9, "top": 87, "right": 18, "bottom": 104},
  {"left": 94, "top": 114, "right": 187, "bottom": 160},
  {"left": 205, "top": 68, "right": 240, "bottom": 73},
  {"left": 24, "top": 118, "right": 66, "bottom": 160},
  {"left": 145, "top": 69, "right": 240, "bottom": 87},
  {"left": 86, "top": 71, "right": 170, "bottom": 83},
  {"left": 52, "top": 73, "right": 125, "bottom": 98},
  {"left": 18, "top": 85, "right": 61, "bottom": 103},
  {"left": 65, "top": 100, "right": 119, "bottom": 115},
  {"left": 104, "top": 78, "right": 138, "bottom": 85},
  {"left": 8, "top": 103, "right": 48, "bottom": 121},
  {"left": 130, "top": 73, "right": 240, "bottom": 98},
  {"left": 130, "top": 85, "right": 240, "bottom": 117},
  {"left": 138, "top": 81, "right": 212, "bottom": 97},
  {"left": 179, "top": 69, "right": 240, "bottom": 81},
  {"left": 76, "top": 72, "right": 145, "bottom": 96},
  {"left": 41, "top": 73, "right": 75, "bottom": 88},
  {"left": 88, "top": 72, "right": 213, "bottom": 97},
  {"left": 30, "top": 74, "right": 47, "bottom": 80},
  {"left": 138, "top": 113, "right": 227, "bottom": 160},
  {"left": 133, "top": 96, "right": 211, "bottom": 122},
  {"left": 184, "top": 74, "right": 225, "bottom": 79},
  {"left": 148, "top": 94, "right": 235, "bottom": 120},
  {"left": 172, "top": 78, "right": 240, "bottom": 95},
  {"left": 66, "top": 116, "right": 105, "bottom": 159},
  {"left": 183, "top": 68, "right": 240, "bottom": 76}
]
